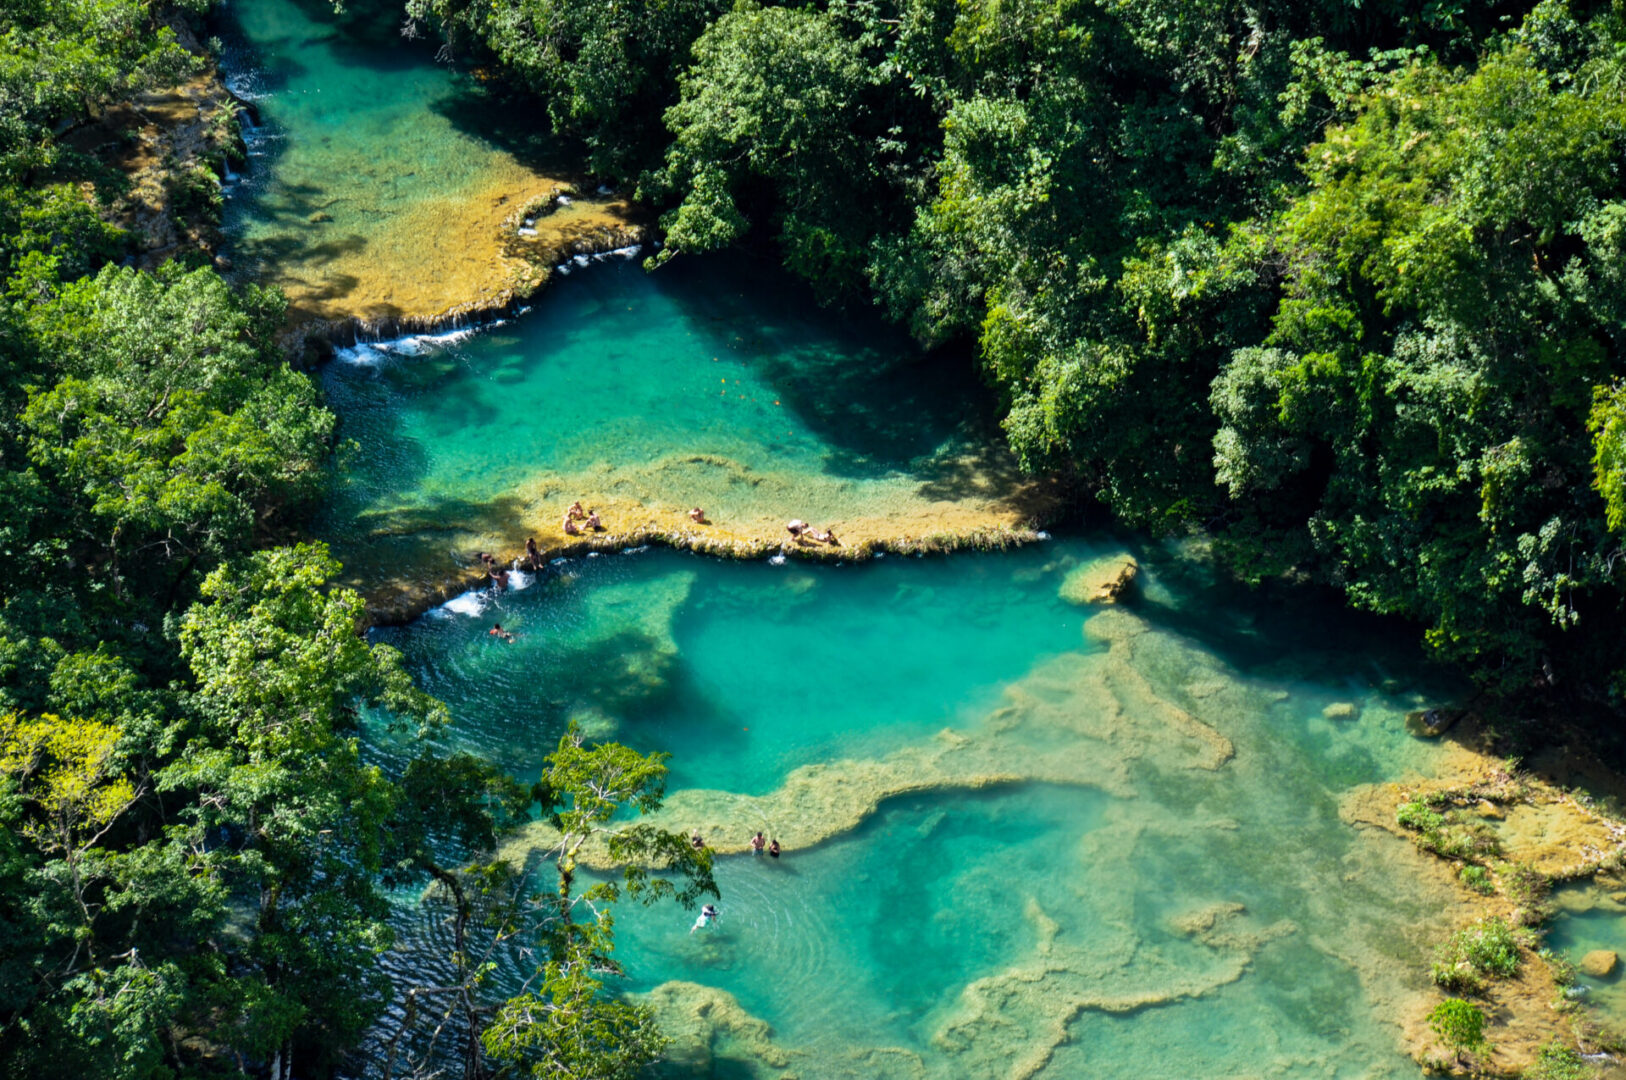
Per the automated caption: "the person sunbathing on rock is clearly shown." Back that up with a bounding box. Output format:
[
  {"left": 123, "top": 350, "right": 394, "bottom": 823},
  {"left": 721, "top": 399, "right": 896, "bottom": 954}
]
[
  {"left": 563, "top": 516, "right": 581, "bottom": 536},
  {"left": 585, "top": 509, "right": 603, "bottom": 531},
  {"left": 690, "top": 507, "right": 707, "bottom": 524},
  {"left": 567, "top": 500, "right": 586, "bottom": 520}
]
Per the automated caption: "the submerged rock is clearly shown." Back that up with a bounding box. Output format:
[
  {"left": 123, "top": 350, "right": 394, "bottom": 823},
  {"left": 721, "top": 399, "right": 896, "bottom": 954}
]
[
  {"left": 1405, "top": 708, "right": 1460, "bottom": 738},
  {"left": 1581, "top": 950, "right": 1618, "bottom": 978},
  {"left": 1322, "top": 701, "right": 1359, "bottom": 721},
  {"left": 1058, "top": 554, "right": 1139, "bottom": 605}
]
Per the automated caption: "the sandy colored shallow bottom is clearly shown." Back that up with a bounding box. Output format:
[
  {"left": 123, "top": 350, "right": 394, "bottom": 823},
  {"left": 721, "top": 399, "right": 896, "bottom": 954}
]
[{"left": 347, "top": 457, "right": 1061, "bottom": 624}]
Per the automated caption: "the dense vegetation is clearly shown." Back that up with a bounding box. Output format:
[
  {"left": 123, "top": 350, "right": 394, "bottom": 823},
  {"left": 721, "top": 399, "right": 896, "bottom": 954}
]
[
  {"left": 0, "top": 3, "right": 709, "bottom": 1077},
  {"left": 5, "top": 0, "right": 1626, "bottom": 1072},
  {"left": 410, "top": 0, "right": 1626, "bottom": 725}
]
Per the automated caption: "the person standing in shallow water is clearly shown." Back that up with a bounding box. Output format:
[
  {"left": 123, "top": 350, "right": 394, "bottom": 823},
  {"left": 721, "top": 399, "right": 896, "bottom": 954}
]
[
  {"left": 750, "top": 831, "right": 765, "bottom": 855},
  {"left": 768, "top": 839, "right": 781, "bottom": 859}
]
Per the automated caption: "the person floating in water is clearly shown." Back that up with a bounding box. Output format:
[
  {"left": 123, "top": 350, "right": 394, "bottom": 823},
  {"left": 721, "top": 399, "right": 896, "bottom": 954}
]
[
  {"left": 689, "top": 507, "right": 707, "bottom": 524},
  {"left": 691, "top": 903, "right": 718, "bottom": 933},
  {"left": 768, "top": 839, "right": 781, "bottom": 859},
  {"left": 750, "top": 831, "right": 765, "bottom": 855},
  {"left": 488, "top": 623, "right": 514, "bottom": 643}
]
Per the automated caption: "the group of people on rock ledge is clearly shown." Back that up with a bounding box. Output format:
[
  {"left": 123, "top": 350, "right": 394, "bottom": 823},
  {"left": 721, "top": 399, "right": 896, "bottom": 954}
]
[
  {"left": 478, "top": 502, "right": 843, "bottom": 599},
  {"left": 561, "top": 500, "right": 603, "bottom": 536}
]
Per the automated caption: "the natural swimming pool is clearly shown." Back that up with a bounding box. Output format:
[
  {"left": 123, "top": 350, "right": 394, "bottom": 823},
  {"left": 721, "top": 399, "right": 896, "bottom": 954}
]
[
  {"left": 358, "top": 533, "right": 1473, "bottom": 1078},
  {"left": 218, "top": 2, "right": 1487, "bottom": 1074}
]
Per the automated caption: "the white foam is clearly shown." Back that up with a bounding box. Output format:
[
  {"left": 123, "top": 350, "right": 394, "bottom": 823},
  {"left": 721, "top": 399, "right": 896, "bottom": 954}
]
[
  {"left": 506, "top": 569, "right": 534, "bottom": 590},
  {"left": 556, "top": 264, "right": 572, "bottom": 275},
  {"left": 550, "top": 557, "right": 570, "bottom": 566},
  {"left": 768, "top": 554, "right": 787, "bottom": 566},
  {"left": 440, "top": 591, "right": 488, "bottom": 617},
  {"left": 587, "top": 551, "right": 601, "bottom": 558},
  {"left": 1036, "top": 530, "right": 1051, "bottom": 541},
  {"left": 517, "top": 227, "right": 537, "bottom": 238},
  {"left": 572, "top": 254, "right": 591, "bottom": 267},
  {"left": 596, "top": 184, "right": 615, "bottom": 196},
  {"left": 556, "top": 194, "right": 573, "bottom": 205},
  {"left": 333, "top": 325, "right": 481, "bottom": 367},
  {"left": 622, "top": 545, "right": 649, "bottom": 555}
]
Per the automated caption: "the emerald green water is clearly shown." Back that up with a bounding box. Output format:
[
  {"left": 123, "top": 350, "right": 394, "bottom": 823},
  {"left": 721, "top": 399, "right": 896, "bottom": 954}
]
[
  {"left": 218, "top": 0, "right": 576, "bottom": 322},
  {"left": 364, "top": 529, "right": 1466, "bottom": 1078},
  {"left": 316, "top": 256, "right": 1017, "bottom": 598}
]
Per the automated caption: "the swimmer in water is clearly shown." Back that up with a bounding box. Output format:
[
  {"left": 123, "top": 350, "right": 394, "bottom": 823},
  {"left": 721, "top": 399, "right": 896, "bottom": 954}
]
[
  {"left": 488, "top": 623, "right": 514, "bottom": 643},
  {"left": 690, "top": 903, "right": 718, "bottom": 933},
  {"left": 750, "top": 831, "right": 765, "bottom": 855},
  {"left": 768, "top": 839, "right": 781, "bottom": 859}
]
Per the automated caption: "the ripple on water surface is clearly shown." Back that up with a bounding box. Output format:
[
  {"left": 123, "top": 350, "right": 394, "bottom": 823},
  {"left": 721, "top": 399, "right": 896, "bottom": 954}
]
[{"left": 363, "top": 538, "right": 1471, "bottom": 1079}]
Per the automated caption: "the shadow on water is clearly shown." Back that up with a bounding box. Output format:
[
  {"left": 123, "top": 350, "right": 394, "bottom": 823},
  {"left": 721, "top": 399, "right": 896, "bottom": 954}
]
[
  {"left": 280, "top": 0, "right": 441, "bottom": 71},
  {"left": 429, "top": 79, "right": 589, "bottom": 178},
  {"left": 649, "top": 255, "right": 997, "bottom": 480},
  {"left": 1123, "top": 536, "right": 1461, "bottom": 701}
]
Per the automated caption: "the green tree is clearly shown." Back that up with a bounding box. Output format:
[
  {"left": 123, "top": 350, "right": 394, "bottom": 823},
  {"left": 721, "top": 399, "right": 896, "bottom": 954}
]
[
  {"left": 382, "top": 726, "right": 715, "bottom": 1079},
  {"left": 1428, "top": 997, "right": 1488, "bottom": 1064}
]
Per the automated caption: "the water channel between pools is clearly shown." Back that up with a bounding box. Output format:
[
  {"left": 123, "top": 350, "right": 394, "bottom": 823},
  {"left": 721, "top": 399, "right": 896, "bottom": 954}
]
[{"left": 219, "top": 4, "right": 1487, "bottom": 1075}]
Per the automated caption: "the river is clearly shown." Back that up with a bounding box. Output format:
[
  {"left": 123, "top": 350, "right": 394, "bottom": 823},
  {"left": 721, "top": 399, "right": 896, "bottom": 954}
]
[{"left": 217, "top": 1, "right": 1527, "bottom": 1077}]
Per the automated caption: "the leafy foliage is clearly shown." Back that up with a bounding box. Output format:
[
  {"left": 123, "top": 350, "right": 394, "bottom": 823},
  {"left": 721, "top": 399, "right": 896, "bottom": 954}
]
[
  {"left": 1432, "top": 916, "right": 1522, "bottom": 993},
  {"left": 1524, "top": 1039, "right": 1596, "bottom": 1080},
  {"left": 1428, "top": 997, "right": 1489, "bottom": 1060}
]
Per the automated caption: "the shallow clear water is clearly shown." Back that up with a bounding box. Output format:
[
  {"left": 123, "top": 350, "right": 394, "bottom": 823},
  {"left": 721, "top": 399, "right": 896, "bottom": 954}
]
[
  {"left": 317, "top": 256, "right": 1011, "bottom": 597},
  {"left": 365, "top": 536, "right": 1466, "bottom": 1079},
  {"left": 1549, "top": 886, "right": 1626, "bottom": 1014},
  {"left": 217, "top": 0, "right": 582, "bottom": 322}
]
